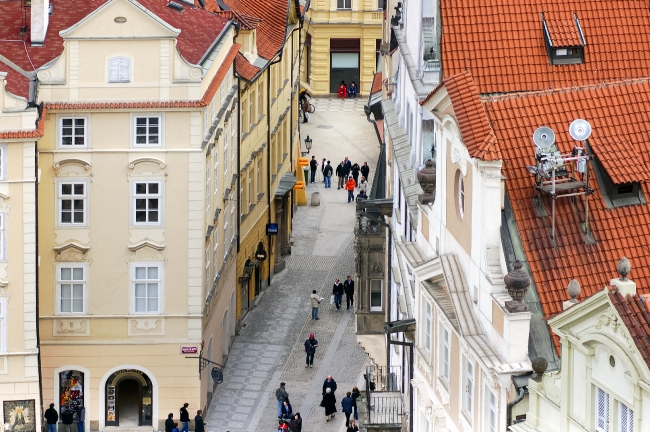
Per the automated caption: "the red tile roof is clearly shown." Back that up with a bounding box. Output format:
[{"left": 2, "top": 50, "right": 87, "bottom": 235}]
[
  {"left": 234, "top": 52, "right": 261, "bottom": 81},
  {"left": 0, "top": 60, "right": 30, "bottom": 99},
  {"left": 0, "top": 107, "right": 46, "bottom": 139},
  {"left": 215, "top": 10, "right": 262, "bottom": 30},
  {"left": 444, "top": 72, "right": 501, "bottom": 161},
  {"left": 609, "top": 290, "right": 650, "bottom": 369},
  {"left": 440, "top": 0, "right": 650, "bottom": 94},
  {"left": 371, "top": 72, "right": 382, "bottom": 95},
  {"left": 589, "top": 136, "right": 648, "bottom": 185},
  {"left": 543, "top": 13, "right": 583, "bottom": 48},
  {"left": 482, "top": 77, "right": 650, "bottom": 353},
  {"left": 0, "top": 0, "right": 229, "bottom": 73}
]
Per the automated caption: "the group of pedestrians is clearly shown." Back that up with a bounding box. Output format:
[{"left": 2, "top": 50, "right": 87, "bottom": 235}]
[
  {"left": 309, "top": 156, "right": 370, "bottom": 203},
  {"left": 337, "top": 81, "right": 358, "bottom": 99},
  {"left": 44, "top": 403, "right": 84, "bottom": 432},
  {"left": 164, "top": 404, "right": 205, "bottom": 432},
  {"left": 332, "top": 276, "right": 355, "bottom": 310},
  {"left": 275, "top": 382, "right": 303, "bottom": 432}
]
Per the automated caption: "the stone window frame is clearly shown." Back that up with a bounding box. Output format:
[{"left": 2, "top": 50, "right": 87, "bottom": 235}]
[
  {"left": 131, "top": 180, "right": 164, "bottom": 227},
  {"left": 56, "top": 178, "right": 89, "bottom": 228},
  {"left": 55, "top": 263, "right": 88, "bottom": 315},
  {"left": 130, "top": 261, "right": 164, "bottom": 315}
]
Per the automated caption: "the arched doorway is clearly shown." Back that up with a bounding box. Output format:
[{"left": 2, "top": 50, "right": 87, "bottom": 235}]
[{"left": 105, "top": 369, "right": 153, "bottom": 427}]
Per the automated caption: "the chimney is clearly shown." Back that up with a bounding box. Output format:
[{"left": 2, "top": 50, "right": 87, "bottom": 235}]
[
  {"left": 562, "top": 279, "right": 581, "bottom": 310},
  {"left": 31, "top": 0, "right": 50, "bottom": 46},
  {"left": 610, "top": 256, "right": 636, "bottom": 296}
]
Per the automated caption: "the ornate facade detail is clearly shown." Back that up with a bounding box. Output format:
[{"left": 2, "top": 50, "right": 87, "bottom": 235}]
[
  {"left": 53, "top": 319, "right": 90, "bottom": 336},
  {"left": 436, "top": 379, "right": 450, "bottom": 406},
  {"left": 594, "top": 308, "right": 635, "bottom": 350},
  {"left": 449, "top": 130, "right": 468, "bottom": 176},
  {"left": 54, "top": 242, "right": 90, "bottom": 261},
  {"left": 371, "top": 262, "right": 384, "bottom": 274},
  {"left": 128, "top": 318, "right": 165, "bottom": 336},
  {"left": 128, "top": 157, "right": 167, "bottom": 171},
  {"left": 53, "top": 158, "right": 92, "bottom": 171},
  {"left": 417, "top": 158, "right": 436, "bottom": 205}
]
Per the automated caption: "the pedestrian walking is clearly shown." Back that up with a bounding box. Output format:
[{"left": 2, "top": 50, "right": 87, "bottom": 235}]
[
  {"left": 336, "top": 161, "right": 346, "bottom": 189},
  {"left": 341, "top": 392, "right": 354, "bottom": 427},
  {"left": 320, "top": 388, "right": 337, "bottom": 421},
  {"left": 165, "top": 413, "right": 174, "bottom": 432},
  {"left": 60, "top": 405, "right": 74, "bottom": 432},
  {"left": 301, "top": 97, "right": 310, "bottom": 123},
  {"left": 76, "top": 403, "right": 85, "bottom": 432},
  {"left": 345, "top": 177, "right": 356, "bottom": 203},
  {"left": 338, "top": 81, "right": 347, "bottom": 99},
  {"left": 344, "top": 157, "right": 352, "bottom": 180},
  {"left": 351, "top": 386, "right": 361, "bottom": 420},
  {"left": 323, "top": 161, "right": 333, "bottom": 188},
  {"left": 309, "top": 156, "right": 318, "bottom": 183},
  {"left": 44, "top": 403, "right": 58, "bottom": 432},
  {"left": 358, "top": 177, "right": 368, "bottom": 195},
  {"left": 347, "top": 419, "right": 360, "bottom": 432},
  {"left": 344, "top": 276, "right": 355, "bottom": 309},
  {"left": 179, "top": 403, "right": 190, "bottom": 432},
  {"left": 280, "top": 401, "right": 293, "bottom": 420},
  {"left": 361, "top": 162, "right": 370, "bottom": 180},
  {"left": 322, "top": 375, "right": 338, "bottom": 395},
  {"left": 347, "top": 82, "right": 358, "bottom": 99},
  {"left": 321, "top": 158, "right": 327, "bottom": 182},
  {"left": 332, "top": 279, "right": 344, "bottom": 309},
  {"left": 310, "top": 290, "right": 323, "bottom": 319},
  {"left": 194, "top": 411, "right": 206, "bottom": 432},
  {"left": 351, "top": 162, "right": 360, "bottom": 186},
  {"left": 289, "top": 413, "right": 302, "bottom": 432},
  {"left": 275, "top": 382, "right": 289, "bottom": 418},
  {"left": 304, "top": 333, "right": 318, "bottom": 367}
]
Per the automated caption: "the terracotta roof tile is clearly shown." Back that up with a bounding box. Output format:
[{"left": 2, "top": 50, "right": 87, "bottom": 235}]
[
  {"left": 444, "top": 72, "right": 500, "bottom": 161},
  {"left": 609, "top": 291, "right": 650, "bottom": 369},
  {"left": 0, "top": 59, "right": 30, "bottom": 99},
  {"left": 543, "top": 13, "right": 583, "bottom": 48},
  {"left": 0, "top": 106, "right": 46, "bottom": 139},
  {"left": 589, "top": 136, "right": 649, "bottom": 185},
  {"left": 483, "top": 78, "right": 650, "bottom": 353},
  {"left": 441, "top": 0, "right": 650, "bottom": 94},
  {"left": 215, "top": 10, "right": 262, "bottom": 30},
  {"left": 234, "top": 52, "right": 261, "bottom": 81},
  {"left": 371, "top": 72, "right": 382, "bottom": 95}
]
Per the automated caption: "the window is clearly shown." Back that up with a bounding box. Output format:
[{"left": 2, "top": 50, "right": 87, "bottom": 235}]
[
  {"left": 214, "top": 151, "right": 219, "bottom": 197},
  {"left": 58, "top": 265, "right": 85, "bottom": 314},
  {"left": 133, "top": 181, "right": 161, "bottom": 225},
  {"left": 224, "top": 126, "right": 229, "bottom": 177},
  {"left": 134, "top": 117, "right": 160, "bottom": 146},
  {"left": 485, "top": 387, "right": 496, "bottom": 432},
  {"left": 619, "top": 402, "right": 633, "bottom": 432},
  {"left": 419, "top": 411, "right": 430, "bottom": 432},
  {"left": 213, "top": 229, "right": 219, "bottom": 277},
  {"left": 60, "top": 118, "right": 86, "bottom": 147},
  {"left": 231, "top": 117, "right": 236, "bottom": 166},
  {"left": 240, "top": 175, "right": 246, "bottom": 217},
  {"left": 0, "top": 214, "right": 5, "bottom": 261},
  {"left": 230, "top": 205, "right": 235, "bottom": 241},
  {"left": 463, "top": 358, "right": 474, "bottom": 417},
  {"left": 204, "top": 107, "right": 209, "bottom": 134},
  {"left": 223, "top": 205, "right": 229, "bottom": 259},
  {"left": 132, "top": 264, "right": 161, "bottom": 314},
  {"left": 212, "top": 94, "right": 217, "bottom": 120},
  {"left": 206, "top": 163, "right": 211, "bottom": 214},
  {"left": 250, "top": 90, "right": 255, "bottom": 128},
  {"left": 108, "top": 57, "right": 130, "bottom": 83},
  {"left": 220, "top": 82, "right": 226, "bottom": 105},
  {"left": 241, "top": 99, "right": 247, "bottom": 134},
  {"left": 257, "top": 159, "right": 262, "bottom": 198},
  {"left": 370, "top": 280, "right": 382, "bottom": 311},
  {"left": 337, "top": 0, "right": 351, "bottom": 9},
  {"left": 0, "top": 145, "right": 6, "bottom": 180},
  {"left": 595, "top": 387, "right": 610, "bottom": 432},
  {"left": 455, "top": 170, "right": 465, "bottom": 219},
  {"left": 258, "top": 83, "right": 263, "bottom": 118},
  {"left": 0, "top": 298, "right": 5, "bottom": 352},
  {"left": 439, "top": 326, "right": 450, "bottom": 380},
  {"left": 59, "top": 182, "right": 86, "bottom": 225},
  {"left": 422, "top": 298, "right": 432, "bottom": 352},
  {"left": 205, "top": 243, "right": 211, "bottom": 295},
  {"left": 248, "top": 169, "right": 253, "bottom": 209}
]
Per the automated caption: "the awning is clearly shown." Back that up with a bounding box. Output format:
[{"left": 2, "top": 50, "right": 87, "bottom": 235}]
[{"left": 274, "top": 172, "right": 298, "bottom": 197}]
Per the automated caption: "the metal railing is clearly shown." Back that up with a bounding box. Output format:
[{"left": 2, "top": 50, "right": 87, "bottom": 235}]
[
  {"left": 368, "top": 393, "right": 404, "bottom": 425},
  {"left": 365, "top": 365, "right": 402, "bottom": 392}
]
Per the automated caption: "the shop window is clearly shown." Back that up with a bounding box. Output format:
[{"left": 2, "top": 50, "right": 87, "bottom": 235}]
[
  {"left": 370, "top": 280, "right": 382, "bottom": 311},
  {"left": 60, "top": 370, "right": 84, "bottom": 415}
]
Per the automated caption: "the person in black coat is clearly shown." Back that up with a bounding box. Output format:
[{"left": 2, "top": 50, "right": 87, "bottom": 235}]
[
  {"left": 321, "top": 388, "right": 337, "bottom": 421},
  {"left": 332, "top": 279, "right": 344, "bottom": 310},
  {"left": 343, "top": 157, "right": 352, "bottom": 180},
  {"left": 336, "top": 161, "right": 346, "bottom": 189},
  {"left": 309, "top": 156, "right": 318, "bottom": 183},
  {"left": 341, "top": 392, "right": 354, "bottom": 427},
  {"left": 304, "top": 333, "right": 318, "bottom": 367},
  {"left": 351, "top": 163, "right": 360, "bottom": 186},
  {"left": 280, "top": 401, "right": 293, "bottom": 420},
  {"left": 323, "top": 161, "right": 333, "bottom": 188},
  {"left": 194, "top": 411, "right": 205, "bottom": 432},
  {"left": 44, "top": 404, "right": 58, "bottom": 432},
  {"left": 360, "top": 162, "right": 370, "bottom": 181},
  {"left": 343, "top": 276, "right": 354, "bottom": 310},
  {"left": 323, "top": 375, "right": 338, "bottom": 395},
  {"left": 165, "top": 413, "right": 174, "bottom": 432},
  {"left": 289, "top": 413, "right": 302, "bottom": 432}
]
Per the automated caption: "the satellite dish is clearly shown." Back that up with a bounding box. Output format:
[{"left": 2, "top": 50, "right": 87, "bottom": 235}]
[
  {"left": 568, "top": 119, "right": 592, "bottom": 141},
  {"left": 532, "top": 126, "right": 556, "bottom": 148}
]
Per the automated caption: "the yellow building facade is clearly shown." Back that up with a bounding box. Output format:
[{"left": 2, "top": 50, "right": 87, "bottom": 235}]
[
  {"left": 223, "top": 0, "right": 303, "bottom": 325},
  {"left": 0, "top": 71, "right": 42, "bottom": 430},
  {"left": 31, "top": 0, "right": 239, "bottom": 429},
  {"left": 302, "top": 0, "right": 382, "bottom": 95}
]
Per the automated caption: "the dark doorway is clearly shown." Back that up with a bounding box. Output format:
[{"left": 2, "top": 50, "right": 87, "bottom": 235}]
[
  {"left": 254, "top": 263, "right": 261, "bottom": 296},
  {"left": 330, "top": 39, "right": 360, "bottom": 93},
  {"left": 117, "top": 380, "right": 141, "bottom": 426},
  {"left": 242, "top": 280, "right": 250, "bottom": 314}
]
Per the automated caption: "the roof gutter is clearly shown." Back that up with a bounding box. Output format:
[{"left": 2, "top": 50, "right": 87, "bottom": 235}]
[
  {"left": 391, "top": 25, "right": 438, "bottom": 99},
  {"left": 507, "top": 387, "right": 525, "bottom": 426}
]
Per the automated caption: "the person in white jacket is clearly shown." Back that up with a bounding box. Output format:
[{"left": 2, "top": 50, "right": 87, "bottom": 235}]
[{"left": 358, "top": 177, "right": 368, "bottom": 195}]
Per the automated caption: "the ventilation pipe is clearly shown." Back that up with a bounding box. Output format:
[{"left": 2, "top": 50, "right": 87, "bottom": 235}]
[{"left": 31, "top": 0, "right": 49, "bottom": 46}]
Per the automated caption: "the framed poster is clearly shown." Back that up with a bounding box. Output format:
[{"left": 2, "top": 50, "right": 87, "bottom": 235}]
[{"left": 3, "top": 400, "right": 36, "bottom": 432}]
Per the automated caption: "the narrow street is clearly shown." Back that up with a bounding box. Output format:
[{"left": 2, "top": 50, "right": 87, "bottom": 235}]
[{"left": 205, "top": 97, "right": 380, "bottom": 432}]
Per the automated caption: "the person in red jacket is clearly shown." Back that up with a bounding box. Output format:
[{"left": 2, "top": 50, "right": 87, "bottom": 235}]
[
  {"left": 345, "top": 177, "right": 356, "bottom": 203},
  {"left": 338, "top": 81, "right": 348, "bottom": 99}
]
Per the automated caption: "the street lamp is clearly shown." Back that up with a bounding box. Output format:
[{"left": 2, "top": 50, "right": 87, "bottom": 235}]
[{"left": 304, "top": 135, "right": 312, "bottom": 155}]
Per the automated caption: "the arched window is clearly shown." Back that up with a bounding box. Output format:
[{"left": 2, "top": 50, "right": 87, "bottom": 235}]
[{"left": 108, "top": 57, "right": 131, "bottom": 83}]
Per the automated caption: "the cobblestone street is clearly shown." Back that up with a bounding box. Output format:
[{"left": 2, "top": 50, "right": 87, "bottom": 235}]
[{"left": 206, "top": 98, "right": 380, "bottom": 432}]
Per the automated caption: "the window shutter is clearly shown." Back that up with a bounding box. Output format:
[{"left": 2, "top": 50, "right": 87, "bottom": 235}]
[
  {"left": 595, "top": 387, "right": 610, "bottom": 432},
  {"left": 108, "top": 59, "right": 119, "bottom": 82},
  {"left": 118, "top": 58, "right": 130, "bottom": 82},
  {"left": 619, "top": 403, "right": 634, "bottom": 432}
]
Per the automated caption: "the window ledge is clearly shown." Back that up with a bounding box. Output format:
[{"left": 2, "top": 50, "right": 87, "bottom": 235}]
[
  {"left": 272, "top": 98, "right": 277, "bottom": 105},
  {"left": 242, "top": 132, "right": 249, "bottom": 140},
  {"left": 257, "top": 193, "right": 265, "bottom": 200},
  {"left": 240, "top": 214, "right": 248, "bottom": 222},
  {"left": 258, "top": 115, "right": 265, "bottom": 122},
  {"left": 271, "top": 174, "right": 277, "bottom": 183},
  {"left": 250, "top": 123, "right": 257, "bottom": 132},
  {"left": 435, "top": 378, "right": 450, "bottom": 406}
]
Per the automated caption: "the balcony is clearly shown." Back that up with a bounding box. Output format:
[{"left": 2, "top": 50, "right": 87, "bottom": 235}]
[{"left": 364, "top": 365, "right": 405, "bottom": 431}]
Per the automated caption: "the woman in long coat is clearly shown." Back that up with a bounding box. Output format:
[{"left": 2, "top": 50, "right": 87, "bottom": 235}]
[{"left": 321, "top": 387, "right": 337, "bottom": 421}]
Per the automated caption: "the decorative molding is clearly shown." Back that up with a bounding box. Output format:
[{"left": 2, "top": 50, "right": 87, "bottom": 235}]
[
  {"left": 53, "top": 318, "right": 90, "bottom": 336},
  {"left": 128, "top": 318, "right": 165, "bottom": 336},
  {"left": 371, "top": 262, "right": 384, "bottom": 274},
  {"left": 54, "top": 242, "right": 90, "bottom": 261},
  {"left": 0, "top": 192, "right": 9, "bottom": 201},
  {"left": 53, "top": 158, "right": 91, "bottom": 170},
  {"left": 0, "top": 279, "right": 7, "bottom": 288},
  {"left": 459, "top": 415, "right": 473, "bottom": 432},
  {"left": 436, "top": 379, "right": 450, "bottom": 406},
  {"left": 128, "top": 158, "right": 166, "bottom": 170},
  {"left": 128, "top": 241, "right": 165, "bottom": 252},
  {"left": 594, "top": 308, "right": 635, "bottom": 350}
]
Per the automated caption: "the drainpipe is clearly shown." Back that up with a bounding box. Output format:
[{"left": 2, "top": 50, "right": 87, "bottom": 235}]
[
  {"left": 267, "top": 54, "right": 282, "bottom": 286},
  {"left": 507, "top": 386, "right": 526, "bottom": 426},
  {"left": 35, "top": 104, "right": 43, "bottom": 423}
]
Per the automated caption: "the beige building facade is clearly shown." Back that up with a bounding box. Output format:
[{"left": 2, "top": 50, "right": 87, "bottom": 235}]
[{"left": 0, "top": 69, "right": 42, "bottom": 430}]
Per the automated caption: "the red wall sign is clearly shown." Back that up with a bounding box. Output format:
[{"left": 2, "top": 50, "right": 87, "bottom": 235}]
[{"left": 181, "top": 346, "right": 198, "bottom": 354}]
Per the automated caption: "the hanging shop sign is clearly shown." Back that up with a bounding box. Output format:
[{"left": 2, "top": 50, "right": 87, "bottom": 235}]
[{"left": 266, "top": 223, "right": 279, "bottom": 235}]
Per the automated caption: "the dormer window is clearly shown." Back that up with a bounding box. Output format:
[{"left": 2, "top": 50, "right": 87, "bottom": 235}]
[
  {"left": 541, "top": 13, "right": 586, "bottom": 65},
  {"left": 108, "top": 57, "right": 131, "bottom": 83}
]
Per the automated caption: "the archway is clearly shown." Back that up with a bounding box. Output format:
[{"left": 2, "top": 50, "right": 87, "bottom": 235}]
[{"left": 105, "top": 369, "right": 153, "bottom": 427}]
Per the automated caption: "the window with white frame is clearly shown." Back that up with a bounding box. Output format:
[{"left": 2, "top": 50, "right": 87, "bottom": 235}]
[
  {"left": 212, "top": 93, "right": 217, "bottom": 120},
  {"left": 250, "top": 89, "right": 255, "bottom": 128},
  {"left": 230, "top": 205, "right": 235, "bottom": 241},
  {"left": 205, "top": 243, "right": 211, "bottom": 295},
  {"left": 57, "top": 265, "right": 85, "bottom": 314},
  {"left": 419, "top": 410, "right": 430, "bottom": 432},
  {"left": 619, "top": 402, "right": 634, "bottom": 432},
  {"left": 134, "top": 116, "right": 161, "bottom": 146},
  {"left": 485, "top": 386, "right": 497, "bottom": 432},
  {"left": 595, "top": 387, "right": 610, "bottom": 432},
  {"left": 422, "top": 299, "right": 432, "bottom": 352},
  {"left": 224, "top": 126, "right": 229, "bottom": 177},
  {"left": 248, "top": 169, "right": 253, "bottom": 208},
  {"left": 220, "top": 81, "right": 226, "bottom": 105},
  {"left": 60, "top": 118, "right": 87, "bottom": 147},
  {"left": 108, "top": 57, "right": 130, "bottom": 83},
  {"left": 0, "top": 214, "right": 5, "bottom": 261},
  {"left": 0, "top": 297, "right": 5, "bottom": 352},
  {"left": 204, "top": 108, "right": 209, "bottom": 135},
  {"left": 59, "top": 182, "right": 86, "bottom": 225},
  {"left": 223, "top": 205, "right": 229, "bottom": 259},
  {"left": 213, "top": 228, "right": 219, "bottom": 277},
  {"left": 132, "top": 264, "right": 161, "bottom": 314},
  {"left": 231, "top": 118, "right": 236, "bottom": 165},
  {"left": 206, "top": 163, "right": 211, "bottom": 214},
  {"left": 439, "top": 325, "right": 450, "bottom": 380},
  {"left": 0, "top": 145, "right": 6, "bottom": 180},
  {"left": 463, "top": 357, "right": 474, "bottom": 418},
  {"left": 133, "top": 181, "right": 161, "bottom": 225},
  {"left": 257, "top": 159, "right": 262, "bottom": 198},
  {"left": 258, "top": 83, "right": 263, "bottom": 118},
  {"left": 370, "top": 280, "right": 382, "bottom": 311},
  {"left": 214, "top": 150, "right": 220, "bottom": 197}
]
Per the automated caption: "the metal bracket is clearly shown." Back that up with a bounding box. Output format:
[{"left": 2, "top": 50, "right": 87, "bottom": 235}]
[{"left": 185, "top": 355, "right": 224, "bottom": 375}]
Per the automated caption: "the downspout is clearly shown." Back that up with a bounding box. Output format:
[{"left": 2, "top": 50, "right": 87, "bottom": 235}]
[
  {"left": 507, "top": 386, "right": 526, "bottom": 426},
  {"left": 267, "top": 54, "right": 282, "bottom": 286},
  {"left": 237, "top": 75, "right": 242, "bottom": 253},
  {"left": 35, "top": 104, "right": 43, "bottom": 424}
]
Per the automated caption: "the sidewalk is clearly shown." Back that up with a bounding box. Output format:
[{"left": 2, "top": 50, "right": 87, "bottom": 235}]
[{"left": 205, "top": 98, "right": 379, "bottom": 432}]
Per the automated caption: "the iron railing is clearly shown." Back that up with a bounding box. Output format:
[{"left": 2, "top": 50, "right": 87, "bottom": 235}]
[
  {"left": 368, "top": 393, "right": 404, "bottom": 425},
  {"left": 365, "top": 365, "right": 402, "bottom": 392}
]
